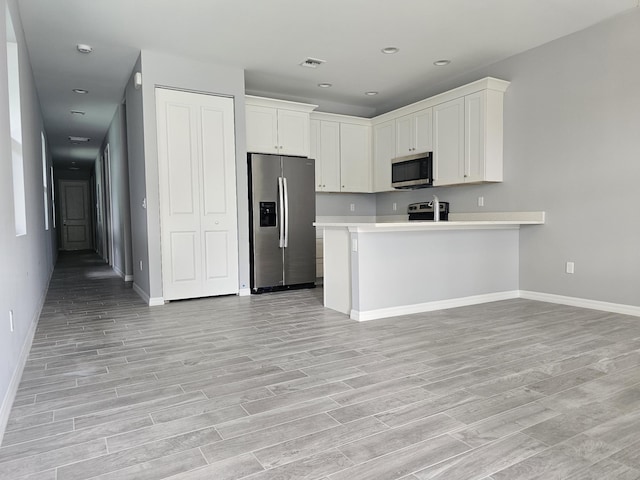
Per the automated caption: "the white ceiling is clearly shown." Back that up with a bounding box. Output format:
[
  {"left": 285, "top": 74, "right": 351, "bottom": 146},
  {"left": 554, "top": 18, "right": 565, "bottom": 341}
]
[{"left": 17, "top": 0, "right": 638, "bottom": 170}]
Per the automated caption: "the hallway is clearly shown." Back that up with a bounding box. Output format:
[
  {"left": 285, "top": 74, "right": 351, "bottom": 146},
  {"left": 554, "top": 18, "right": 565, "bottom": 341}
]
[{"left": 1, "top": 252, "right": 640, "bottom": 479}]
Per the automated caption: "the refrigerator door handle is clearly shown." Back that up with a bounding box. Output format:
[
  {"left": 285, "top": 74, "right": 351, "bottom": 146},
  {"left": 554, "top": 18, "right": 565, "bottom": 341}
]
[
  {"left": 283, "top": 176, "right": 289, "bottom": 248},
  {"left": 278, "top": 176, "right": 285, "bottom": 248}
]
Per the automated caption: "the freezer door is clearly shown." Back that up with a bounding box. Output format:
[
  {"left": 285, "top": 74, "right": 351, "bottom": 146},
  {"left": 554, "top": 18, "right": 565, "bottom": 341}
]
[
  {"left": 249, "top": 154, "right": 284, "bottom": 289},
  {"left": 282, "top": 157, "right": 316, "bottom": 285}
]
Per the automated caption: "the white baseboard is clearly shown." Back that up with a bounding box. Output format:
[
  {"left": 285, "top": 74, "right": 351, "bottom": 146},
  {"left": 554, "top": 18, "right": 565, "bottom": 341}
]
[
  {"left": 351, "top": 291, "right": 520, "bottom": 321},
  {"left": 519, "top": 290, "right": 640, "bottom": 317},
  {"left": 238, "top": 288, "right": 251, "bottom": 297},
  {"left": 0, "top": 271, "right": 52, "bottom": 444},
  {"left": 114, "top": 265, "right": 125, "bottom": 280},
  {"left": 132, "top": 282, "right": 164, "bottom": 306},
  {"left": 124, "top": 274, "right": 134, "bottom": 282}
]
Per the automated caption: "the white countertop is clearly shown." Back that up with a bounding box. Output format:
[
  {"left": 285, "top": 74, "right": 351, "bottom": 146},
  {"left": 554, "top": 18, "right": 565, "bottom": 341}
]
[{"left": 314, "top": 211, "right": 545, "bottom": 233}]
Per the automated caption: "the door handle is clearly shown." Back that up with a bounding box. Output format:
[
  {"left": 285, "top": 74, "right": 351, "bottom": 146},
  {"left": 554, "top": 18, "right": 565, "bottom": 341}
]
[
  {"left": 278, "top": 177, "right": 285, "bottom": 248},
  {"left": 283, "top": 177, "right": 289, "bottom": 248}
]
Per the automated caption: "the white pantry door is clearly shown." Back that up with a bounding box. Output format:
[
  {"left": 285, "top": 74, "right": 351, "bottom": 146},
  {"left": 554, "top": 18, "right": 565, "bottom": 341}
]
[{"left": 156, "top": 88, "right": 239, "bottom": 300}]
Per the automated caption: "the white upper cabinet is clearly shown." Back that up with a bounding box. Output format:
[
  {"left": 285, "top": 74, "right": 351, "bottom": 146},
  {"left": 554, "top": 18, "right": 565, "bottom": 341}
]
[
  {"left": 433, "top": 97, "right": 465, "bottom": 186},
  {"left": 246, "top": 96, "right": 317, "bottom": 157},
  {"left": 340, "top": 122, "right": 371, "bottom": 193},
  {"left": 395, "top": 108, "right": 432, "bottom": 156},
  {"left": 310, "top": 113, "right": 372, "bottom": 193},
  {"left": 372, "top": 120, "right": 395, "bottom": 192},
  {"left": 310, "top": 119, "right": 341, "bottom": 192},
  {"left": 433, "top": 84, "right": 507, "bottom": 186}
]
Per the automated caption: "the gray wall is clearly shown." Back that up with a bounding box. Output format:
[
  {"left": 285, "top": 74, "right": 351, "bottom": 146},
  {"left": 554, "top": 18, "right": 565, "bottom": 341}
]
[
  {"left": 316, "top": 192, "right": 377, "bottom": 217},
  {"left": 130, "top": 51, "right": 248, "bottom": 301},
  {"left": 0, "top": 0, "right": 57, "bottom": 440},
  {"left": 376, "top": 9, "right": 640, "bottom": 307},
  {"left": 125, "top": 55, "right": 150, "bottom": 297},
  {"left": 100, "top": 102, "right": 133, "bottom": 280}
]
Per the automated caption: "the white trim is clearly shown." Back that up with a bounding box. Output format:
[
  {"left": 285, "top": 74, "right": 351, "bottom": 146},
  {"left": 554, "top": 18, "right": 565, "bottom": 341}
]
[
  {"left": 148, "top": 297, "right": 165, "bottom": 307},
  {"left": 113, "top": 265, "right": 125, "bottom": 280},
  {"left": 124, "top": 274, "right": 134, "bottom": 282},
  {"left": 351, "top": 291, "right": 520, "bottom": 321},
  {"left": 0, "top": 272, "right": 51, "bottom": 444},
  {"left": 519, "top": 291, "right": 640, "bottom": 318},
  {"left": 238, "top": 288, "right": 251, "bottom": 297},
  {"left": 132, "top": 282, "right": 165, "bottom": 306}
]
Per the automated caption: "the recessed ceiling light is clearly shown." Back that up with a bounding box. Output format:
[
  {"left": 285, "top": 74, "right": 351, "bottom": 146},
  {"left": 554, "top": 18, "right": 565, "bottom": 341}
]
[
  {"left": 381, "top": 47, "right": 399, "bottom": 55},
  {"left": 68, "top": 136, "right": 91, "bottom": 143},
  {"left": 433, "top": 59, "right": 451, "bottom": 66},
  {"left": 76, "top": 44, "right": 93, "bottom": 54},
  {"left": 69, "top": 166, "right": 80, "bottom": 171},
  {"left": 72, "top": 88, "right": 88, "bottom": 94},
  {"left": 70, "top": 110, "right": 85, "bottom": 116},
  {"left": 365, "top": 91, "right": 379, "bottom": 96},
  {"left": 317, "top": 83, "right": 332, "bottom": 88}
]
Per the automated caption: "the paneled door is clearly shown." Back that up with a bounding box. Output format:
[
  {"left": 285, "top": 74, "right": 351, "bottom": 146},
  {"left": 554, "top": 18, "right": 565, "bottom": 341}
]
[
  {"left": 59, "top": 180, "right": 92, "bottom": 250},
  {"left": 156, "top": 88, "right": 239, "bottom": 300}
]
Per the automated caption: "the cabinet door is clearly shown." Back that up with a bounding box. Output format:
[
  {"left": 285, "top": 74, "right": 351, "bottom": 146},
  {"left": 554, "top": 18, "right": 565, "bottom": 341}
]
[
  {"left": 277, "top": 109, "right": 310, "bottom": 157},
  {"left": 414, "top": 108, "right": 433, "bottom": 153},
  {"left": 319, "top": 121, "right": 341, "bottom": 192},
  {"left": 433, "top": 98, "right": 465, "bottom": 186},
  {"left": 246, "top": 105, "right": 278, "bottom": 154},
  {"left": 395, "top": 114, "right": 414, "bottom": 155},
  {"left": 465, "top": 91, "right": 486, "bottom": 183},
  {"left": 310, "top": 119, "right": 321, "bottom": 190},
  {"left": 373, "top": 120, "right": 395, "bottom": 192},
  {"left": 340, "top": 123, "right": 371, "bottom": 192}
]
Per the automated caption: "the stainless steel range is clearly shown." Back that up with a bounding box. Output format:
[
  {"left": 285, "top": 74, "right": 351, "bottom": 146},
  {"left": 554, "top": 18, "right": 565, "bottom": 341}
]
[{"left": 407, "top": 200, "right": 449, "bottom": 221}]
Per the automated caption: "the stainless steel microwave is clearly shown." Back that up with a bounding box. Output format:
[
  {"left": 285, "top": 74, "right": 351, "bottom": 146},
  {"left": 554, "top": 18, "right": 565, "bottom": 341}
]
[{"left": 391, "top": 152, "right": 433, "bottom": 189}]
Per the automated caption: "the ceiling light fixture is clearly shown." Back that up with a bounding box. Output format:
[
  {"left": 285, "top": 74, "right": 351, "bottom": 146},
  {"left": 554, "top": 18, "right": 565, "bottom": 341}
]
[
  {"left": 365, "top": 91, "right": 379, "bottom": 96},
  {"left": 317, "top": 83, "right": 332, "bottom": 88},
  {"left": 72, "top": 88, "right": 88, "bottom": 94},
  {"left": 68, "top": 136, "right": 91, "bottom": 143},
  {"left": 381, "top": 47, "right": 399, "bottom": 55},
  {"left": 70, "top": 110, "right": 85, "bottom": 116},
  {"left": 433, "top": 59, "right": 451, "bottom": 66},
  {"left": 76, "top": 44, "right": 93, "bottom": 54}
]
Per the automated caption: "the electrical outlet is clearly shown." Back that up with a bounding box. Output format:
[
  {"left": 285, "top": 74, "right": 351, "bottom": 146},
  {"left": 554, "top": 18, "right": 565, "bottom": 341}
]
[
  {"left": 566, "top": 261, "right": 575, "bottom": 274},
  {"left": 350, "top": 203, "right": 355, "bottom": 212},
  {"left": 139, "top": 260, "right": 143, "bottom": 271},
  {"left": 478, "top": 196, "right": 485, "bottom": 207},
  {"left": 392, "top": 202, "right": 397, "bottom": 211},
  {"left": 9, "top": 310, "right": 14, "bottom": 333}
]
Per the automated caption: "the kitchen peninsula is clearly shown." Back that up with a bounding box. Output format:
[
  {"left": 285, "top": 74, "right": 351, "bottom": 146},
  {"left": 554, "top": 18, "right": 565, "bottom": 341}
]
[{"left": 315, "top": 212, "right": 545, "bottom": 321}]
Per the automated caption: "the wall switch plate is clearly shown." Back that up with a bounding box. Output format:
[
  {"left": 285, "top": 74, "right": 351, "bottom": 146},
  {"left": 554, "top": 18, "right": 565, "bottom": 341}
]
[
  {"left": 350, "top": 203, "right": 355, "bottom": 212},
  {"left": 352, "top": 239, "right": 358, "bottom": 252},
  {"left": 566, "top": 261, "right": 575, "bottom": 274},
  {"left": 478, "top": 196, "right": 484, "bottom": 207},
  {"left": 392, "top": 202, "right": 397, "bottom": 211},
  {"left": 9, "top": 310, "right": 14, "bottom": 333},
  {"left": 139, "top": 260, "right": 143, "bottom": 271}
]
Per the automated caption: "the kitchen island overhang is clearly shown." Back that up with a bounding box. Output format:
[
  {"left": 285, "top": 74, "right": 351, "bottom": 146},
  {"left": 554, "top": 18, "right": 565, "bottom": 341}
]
[{"left": 315, "top": 212, "right": 545, "bottom": 321}]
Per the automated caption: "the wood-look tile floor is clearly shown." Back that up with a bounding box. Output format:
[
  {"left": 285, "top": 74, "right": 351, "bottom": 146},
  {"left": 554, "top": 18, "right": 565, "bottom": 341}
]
[{"left": 2, "top": 252, "right": 640, "bottom": 480}]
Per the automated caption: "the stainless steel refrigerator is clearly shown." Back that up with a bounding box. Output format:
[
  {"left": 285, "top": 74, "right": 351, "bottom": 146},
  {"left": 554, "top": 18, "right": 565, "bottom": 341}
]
[{"left": 248, "top": 153, "right": 316, "bottom": 293}]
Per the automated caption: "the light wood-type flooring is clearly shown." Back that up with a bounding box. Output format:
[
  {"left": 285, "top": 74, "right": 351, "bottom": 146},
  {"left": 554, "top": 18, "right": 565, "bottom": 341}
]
[{"left": 2, "top": 251, "right": 640, "bottom": 480}]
